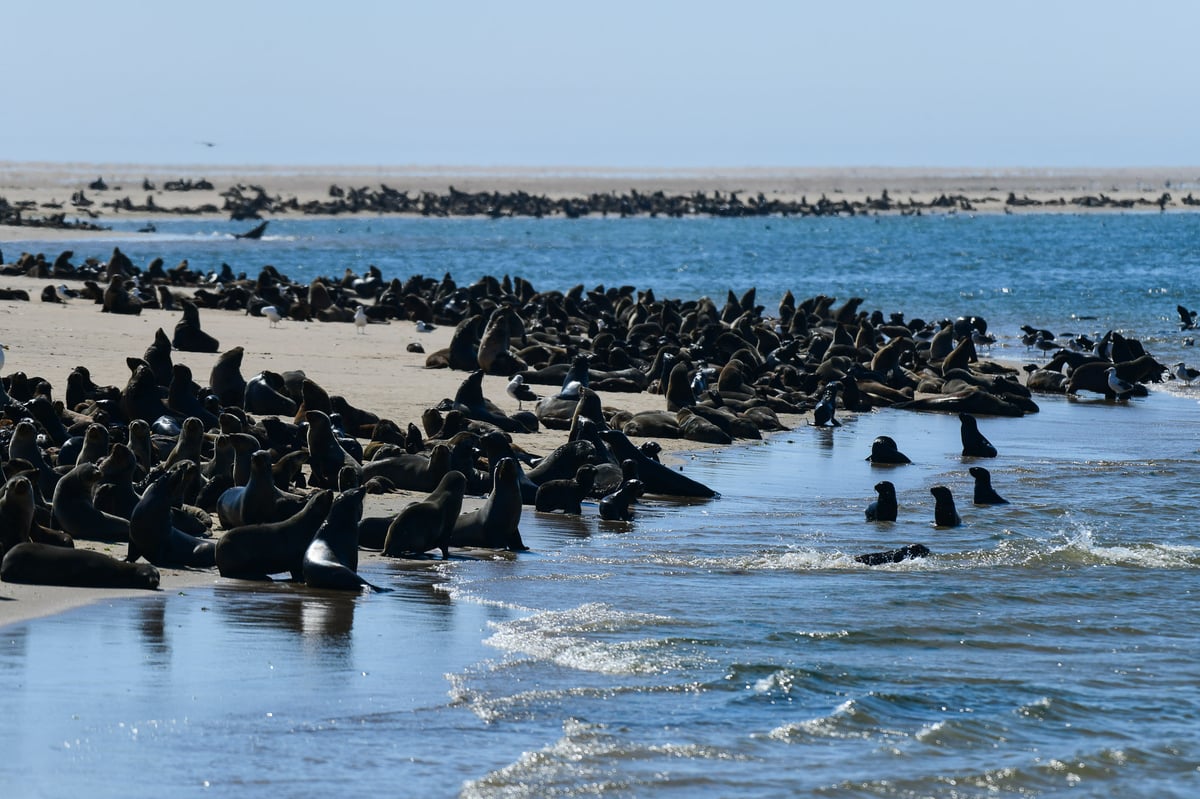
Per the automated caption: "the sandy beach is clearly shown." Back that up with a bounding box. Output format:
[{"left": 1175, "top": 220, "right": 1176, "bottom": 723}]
[{"left": 5, "top": 162, "right": 1200, "bottom": 243}]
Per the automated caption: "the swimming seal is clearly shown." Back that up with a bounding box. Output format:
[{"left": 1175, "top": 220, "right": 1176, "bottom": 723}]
[
  {"left": 865, "top": 480, "right": 898, "bottom": 521},
  {"left": 930, "top": 485, "right": 962, "bottom": 528},
  {"left": 382, "top": 471, "right": 467, "bottom": 559},
  {"left": 968, "top": 466, "right": 1008, "bottom": 505},
  {"left": 128, "top": 471, "right": 217, "bottom": 568},
  {"left": 959, "top": 413, "right": 997, "bottom": 458},
  {"left": 450, "top": 458, "right": 527, "bottom": 550},
  {"left": 854, "top": 543, "right": 930, "bottom": 566},
  {"left": 865, "top": 435, "right": 911, "bottom": 465},
  {"left": 216, "top": 490, "right": 333, "bottom": 580},
  {"left": 2, "top": 542, "right": 159, "bottom": 589}
]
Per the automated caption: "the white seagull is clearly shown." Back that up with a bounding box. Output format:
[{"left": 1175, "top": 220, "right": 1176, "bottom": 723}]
[
  {"left": 415, "top": 320, "right": 436, "bottom": 333},
  {"left": 0, "top": 342, "right": 8, "bottom": 372},
  {"left": 1174, "top": 362, "right": 1200, "bottom": 385},
  {"left": 506, "top": 374, "right": 540, "bottom": 410},
  {"left": 1106, "top": 367, "right": 1135, "bottom": 400},
  {"left": 354, "top": 306, "right": 367, "bottom": 334},
  {"left": 55, "top": 284, "right": 72, "bottom": 304},
  {"left": 262, "top": 306, "right": 283, "bottom": 328}
]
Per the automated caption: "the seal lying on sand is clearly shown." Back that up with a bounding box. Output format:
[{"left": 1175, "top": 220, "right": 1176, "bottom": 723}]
[
  {"left": 216, "top": 490, "right": 333, "bottom": 580},
  {"left": 2, "top": 542, "right": 160, "bottom": 589}
]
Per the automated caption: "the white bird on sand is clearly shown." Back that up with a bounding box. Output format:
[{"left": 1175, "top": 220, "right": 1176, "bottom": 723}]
[
  {"left": 1174, "top": 362, "right": 1200, "bottom": 385},
  {"left": 354, "top": 306, "right": 367, "bottom": 334},
  {"left": 506, "top": 374, "right": 540, "bottom": 410},
  {"left": 1106, "top": 367, "right": 1135, "bottom": 400},
  {"left": 0, "top": 342, "right": 8, "bottom": 372},
  {"left": 415, "top": 320, "right": 436, "bottom": 333},
  {"left": 262, "top": 306, "right": 283, "bottom": 328},
  {"left": 55, "top": 284, "right": 72, "bottom": 304}
]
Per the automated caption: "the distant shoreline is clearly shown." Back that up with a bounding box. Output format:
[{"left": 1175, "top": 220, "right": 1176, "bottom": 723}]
[{"left": 4, "top": 162, "right": 1200, "bottom": 242}]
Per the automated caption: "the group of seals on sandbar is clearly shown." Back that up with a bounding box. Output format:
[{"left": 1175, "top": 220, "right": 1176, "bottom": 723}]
[{"left": 0, "top": 244, "right": 1176, "bottom": 592}]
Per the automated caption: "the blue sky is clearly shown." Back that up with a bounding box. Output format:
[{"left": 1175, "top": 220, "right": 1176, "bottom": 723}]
[{"left": 4, "top": 1, "right": 1195, "bottom": 168}]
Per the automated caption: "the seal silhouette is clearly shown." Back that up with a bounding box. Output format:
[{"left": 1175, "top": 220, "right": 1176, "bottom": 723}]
[
  {"left": 383, "top": 471, "right": 467, "bottom": 559},
  {"left": 959, "top": 413, "right": 997, "bottom": 458},
  {"left": 968, "top": 466, "right": 1008, "bottom": 505},
  {"left": 930, "top": 485, "right": 962, "bottom": 527},
  {"left": 865, "top": 480, "right": 898, "bottom": 522}
]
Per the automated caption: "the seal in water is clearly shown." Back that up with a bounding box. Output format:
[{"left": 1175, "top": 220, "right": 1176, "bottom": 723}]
[
  {"left": 303, "top": 488, "right": 380, "bottom": 590},
  {"left": 865, "top": 480, "right": 897, "bottom": 521},
  {"left": 598, "top": 478, "right": 644, "bottom": 521},
  {"left": 865, "top": 435, "right": 911, "bottom": 465},
  {"left": 968, "top": 466, "right": 1008, "bottom": 505},
  {"left": 534, "top": 465, "right": 596, "bottom": 515},
  {"left": 2, "top": 542, "right": 160, "bottom": 589},
  {"left": 959, "top": 413, "right": 997, "bottom": 458},
  {"left": 450, "top": 458, "right": 527, "bottom": 550},
  {"left": 382, "top": 471, "right": 467, "bottom": 559},
  {"left": 599, "top": 428, "right": 717, "bottom": 498},
  {"left": 216, "top": 490, "right": 334, "bottom": 580},
  {"left": 854, "top": 543, "right": 930, "bottom": 566},
  {"left": 930, "top": 485, "right": 962, "bottom": 528}
]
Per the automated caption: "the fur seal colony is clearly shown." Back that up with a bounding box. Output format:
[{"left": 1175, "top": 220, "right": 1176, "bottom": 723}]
[{"left": 0, "top": 244, "right": 1178, "bottom": 599}]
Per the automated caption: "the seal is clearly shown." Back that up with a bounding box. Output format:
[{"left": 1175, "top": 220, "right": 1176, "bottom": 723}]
[
  {"left": 217, "top": 450, "right": 307, "bottom": 529},
  {"left": 968, "top": 466, "right": 1008, "bottom": 505},
  {"left": 244, "top": 371, "right": 298, "bottom": 416},
  {"left": 209, "top": 346, "right": 248, "bottom": 407},
  {"left": 52, "top": 462, "right": 130, "bottom": 542},
  {"left": 361, "top": 443, "right": 452, "bottom": 493},
  {"left": 306, "top": 409, "right": 360, "bottom": 489},
  {"left": 534, "top": 465, "right": 596, "bottom": 515},
  {"left": 121, "top": 363, "right": 171, "bottom": 424},
  {"left": 865, "top": 480, "right": 898, "bottom": 521},
  {"left": 865, "top": 435, "right": 911, "bottom": 465},
  {"left": 854, "top": 543, "right": 930, "bottom": 566},
  {"left": 599, "top": 428, "right": 717, "bottom": 499},
  {"left": 128, "top": 471, "right": 217, "bottom": 568},
  {"left": 216, "top": 490, "right": 333, "bottom": 580},
  {"left": 2, "top": 542, "right": 159, "bottom": 589},
  {"left": 303, "top": 487, "right": 382, "bottom": 590},
  {"left": 930, "top": 485, "right": 962, "bottom": 527},
  {"left": 102, "top": 274, "right": 143, "bottom": 315},
  {"left": 450, "top": 458, "right": 527, "bottom": 550},
  {"left": 142, "top": 327, "right": 174, "bottom": 387},
  {"left": 811, "top": 383, "right": 841, "bottom": 427},
  {"left": 0, "top": 476, "right": 37, "bottom": 555},
  {"left": 598, "top": 478, "right": 644, "bottom": 521},
  {"left": 959, "top": 413, "right": 997, "bottom": 458},
  {"left": 382, "top": 470, "right": 467, "bottom": 559},
  {"left": 173, "top": 298, "right": 220, "bottom": 353}
]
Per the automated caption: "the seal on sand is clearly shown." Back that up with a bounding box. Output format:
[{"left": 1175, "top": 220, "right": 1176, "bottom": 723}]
[
  {"left": 306, "top": 409, "right": 360, "bottom": 489},
  {"left": 450, "top": 458, "right": 527, "bottom": 550},
  {"left": 855, "top": 543, "right": 931, "bottom": 566},
  {"left": 52, "top": 462, "right": 130, "bottom": 543},
  {"left": 173, "top": 298, "right": 220, "bottom": 353},
  {"left": 534, "top": 465, "right": 596, "bottom": 515},
  {"left": 968, "top": 466, "right": 1008, "bottom": 505},
  {"left": 599, "top": 428, "right": 717, "bottom": 499},
  {"left": 383, "top": 471, "right": 467, "bottom": 559},
  {"left": 2, "top": 542, "right": 159, "bottom": 589},
  {"left": 216, "top": 490, "right": 333, "bottom": 580},
  {"left": 128, "top": 471, "right": 217, "bottom": 568},
  {"left": 598, "top": 478, "right": 644, "bottom": 521},
  {"left": 930, "top": 485, "right": 962, "bottom": 528},
  {"left": 959, "top": 413, "right": 997, "bottom": 458},
  {"left": 865, "top": 480, "right": 898, "bottom": 521},
  {"left": 303, "top": 488, "right": 382, "bottom": 590}
]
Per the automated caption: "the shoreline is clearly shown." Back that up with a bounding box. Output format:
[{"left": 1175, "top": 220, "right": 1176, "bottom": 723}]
[{"left": 4, "top": 163, "right": 1200, "bottom": 242}]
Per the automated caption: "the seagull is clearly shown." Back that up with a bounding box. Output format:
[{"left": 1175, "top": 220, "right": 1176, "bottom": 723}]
[
  {"left": 1177, "top": 304, "right": 1197, "bottom": 330},
  {"left": 55, "top": 284, "right": 72, "bottom": 304},
  {"left": 354, "top": 306, "right": 367, "bottom": 334},
  {"left": 262, "top": 306, "right": 283, "bottom": 328},
  {"left": 1175, "top": 362, "right": 1200, "bottom": 385},
  {"left": 0, "top": 342, "right": 7, "bottom": 372},
  {"left": 415, "top": 320, "right": 436, "bottom": 333},
  {"left": 1106, "top": 367, "right": 1135, "bottom": 400},
  {"left": 972, "top": 329, "right": 997, "bottom": 351},
  {"left": 506, "top": 374, "right": 540, "bottom": 410}
]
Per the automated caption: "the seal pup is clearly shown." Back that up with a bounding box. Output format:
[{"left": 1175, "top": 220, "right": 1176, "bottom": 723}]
[
  {"left": 450, "top": 458, "right": 527, "bottom": 550},
  {"left": 811, "top": 383, "right": 841, "bottom": 427},
  {"left": 959, "top": 413, "right": 997, "bottom": 458},
  {"left": 216, "top": 490, "right": 333, "bottom": 580},
  {"left": 599, "top": 478, "right": 644, "bottom": 522},
  {"left": 930, "top": 485, "right": 962, "bottom": 528},
  {"left": 382, "top": 471, "right": 467, "bottom": 559},
  {"left": 534, "top": 465, "right": 596, "bottom": 515},
  {"left": 968, "top": 466, "right": 1008, "bottom": 505},
  {"left": 865, "top": 480, "right": 898, "bottom": 522},
  {"left": 303, "top": 488, "right": 383, "bottom": 591},
  {"left": 865, "top": 435, "right": 911, "bottom": 465},
  {"left": 2, "top": 543, "right": 159, "bottom": 589},
  {"left": 128, "top": 471, "right": 217, "bottom": 569},
  {"left": 855, "top": 543, "right": 930, "bottom": 566}
]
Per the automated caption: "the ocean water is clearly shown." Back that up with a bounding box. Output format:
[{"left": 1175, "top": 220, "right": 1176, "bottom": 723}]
[{"left": 3, "top": 212, "right": 1200, "bottom": 797}]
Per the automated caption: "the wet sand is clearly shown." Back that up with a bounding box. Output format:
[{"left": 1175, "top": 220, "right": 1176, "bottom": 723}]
[{"left": 0, "top": 273, "right": 767, "bottom": 627}]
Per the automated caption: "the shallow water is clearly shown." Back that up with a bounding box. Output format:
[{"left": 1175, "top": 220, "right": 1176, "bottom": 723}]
[{"left": 5, "top": 213, "right": 1200, "bottom": 796}]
